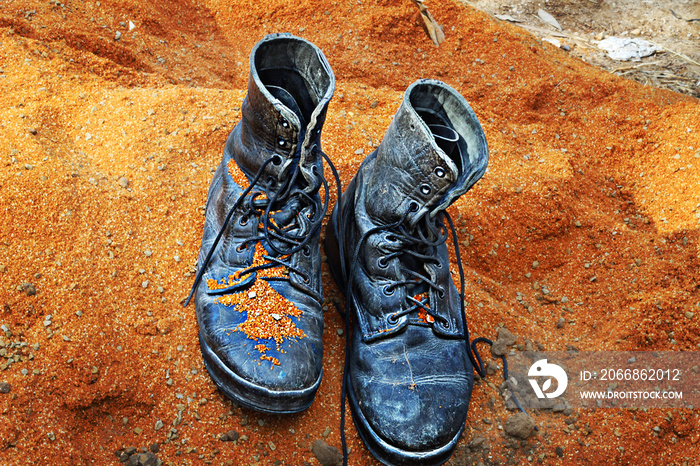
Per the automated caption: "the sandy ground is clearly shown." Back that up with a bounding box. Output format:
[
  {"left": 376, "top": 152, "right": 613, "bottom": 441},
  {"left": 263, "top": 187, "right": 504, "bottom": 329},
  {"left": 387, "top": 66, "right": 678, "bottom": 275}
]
[{"left": 0, "top": 0, "right": 699, "bottom": 465}]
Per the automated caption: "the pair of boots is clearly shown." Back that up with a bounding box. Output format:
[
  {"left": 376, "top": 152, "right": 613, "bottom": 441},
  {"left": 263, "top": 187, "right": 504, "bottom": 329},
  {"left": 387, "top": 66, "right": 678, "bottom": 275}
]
[{"left": 187, "top": 34, "right": 488, "bottom": 466}]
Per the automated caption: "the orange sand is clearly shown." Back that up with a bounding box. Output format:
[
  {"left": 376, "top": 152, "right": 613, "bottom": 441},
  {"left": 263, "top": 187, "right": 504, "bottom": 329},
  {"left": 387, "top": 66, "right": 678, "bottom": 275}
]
[{"left": 0, "top": 0, "right": 699, "bottom": 464}]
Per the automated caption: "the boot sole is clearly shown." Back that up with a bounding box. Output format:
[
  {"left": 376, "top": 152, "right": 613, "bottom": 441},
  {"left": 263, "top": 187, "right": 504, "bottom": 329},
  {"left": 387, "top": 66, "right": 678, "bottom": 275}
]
[
  {"left": 325, "top": 205, "right": 462, "bottom": 466},
  {"left": 199, "top": 332, "right": 321, "bottom": 414}
]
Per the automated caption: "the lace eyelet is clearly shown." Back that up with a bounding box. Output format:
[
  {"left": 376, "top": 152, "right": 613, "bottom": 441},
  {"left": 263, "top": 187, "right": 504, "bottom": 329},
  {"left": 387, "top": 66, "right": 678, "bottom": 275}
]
[
  {"left": 409, "top": 123, "right": 416, "bottom": 132},
  {"left": 420, "top": 184, "right": 432, "bottom": 196},
  {"left": 301, "top": 274, "right": 311, "bottom": 284},
  {"left": 236, "top": 244, "right": 247, "bottom": 253},
  {"left": 277, "top": 137, "right": 286, "bottom": 147},
  {"left": 434, "top": 166, "right": 446, "bottom": 178},
  {"left": 386, "top": 234, "right": 398, "bottom": 242},
  {"left": 383, "top": 285, "right": 395, "bottom": 296},
  {"left": 387, "top": 313, "right": 399, "bottom": 325},
  {"left": 238, "top": 215, "right": 249, "bottom": 226},
  {"left": 271, "top": 154, "right": 283, "bottom": 166},
  {"left": 280, "top": 117, "right": 289, "bottom": 129},
  {"left": 437, "top": 287, "right": 446, "bottom": 299},
  {"left": 408, "top": 201, "right": 420, "bottom": 212},
  {"left": 302, "top": 245, "right": 311, "bottom": 257},
  {"left": 377, "top": 257, "right": 388, "bottom": 269}
]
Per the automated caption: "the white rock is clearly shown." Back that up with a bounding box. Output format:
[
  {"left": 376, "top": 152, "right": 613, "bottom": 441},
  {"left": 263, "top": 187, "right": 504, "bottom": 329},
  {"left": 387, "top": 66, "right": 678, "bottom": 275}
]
[{"left": 597, "top": 37, "right": 662, "bottom": 61}]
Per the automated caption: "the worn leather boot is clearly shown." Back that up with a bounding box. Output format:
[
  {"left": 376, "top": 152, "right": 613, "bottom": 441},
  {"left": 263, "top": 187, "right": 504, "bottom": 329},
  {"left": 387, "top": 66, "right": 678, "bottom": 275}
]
[
  {"left": 187, "top": 34, "right": 335, "bottom": 413},
  {"left": 325, "top": 79, "right": 488, "bottom": 465}
]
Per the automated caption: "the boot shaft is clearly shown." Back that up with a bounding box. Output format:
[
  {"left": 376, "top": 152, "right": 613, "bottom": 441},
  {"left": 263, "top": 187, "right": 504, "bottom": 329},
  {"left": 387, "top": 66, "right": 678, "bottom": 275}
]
[
  {"left": 366, "top": 79, "right": 488, "bottom": 226},
  {"left": 229, "top": 33, "right": 335, "bottom": 192}
]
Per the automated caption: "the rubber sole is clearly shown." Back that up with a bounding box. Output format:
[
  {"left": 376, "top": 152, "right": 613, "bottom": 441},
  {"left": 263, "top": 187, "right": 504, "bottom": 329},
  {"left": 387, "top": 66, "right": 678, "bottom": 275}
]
[{"left": 199, "top": 332, "right": 321, "bottom": 414}]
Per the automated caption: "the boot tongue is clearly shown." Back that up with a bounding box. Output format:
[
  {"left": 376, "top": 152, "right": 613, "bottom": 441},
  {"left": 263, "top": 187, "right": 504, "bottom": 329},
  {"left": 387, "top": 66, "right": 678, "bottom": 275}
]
[
  {"left": 266, "top": 85, "right": 307, "bottom": 134},
  {"left": 429, "top": 124, "right": 460, "bottom": 164}
]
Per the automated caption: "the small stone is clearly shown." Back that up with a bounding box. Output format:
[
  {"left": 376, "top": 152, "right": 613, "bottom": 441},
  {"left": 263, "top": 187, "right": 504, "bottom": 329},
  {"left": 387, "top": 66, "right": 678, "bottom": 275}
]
[
  {"left": 556, "top": 317, "right": 566, "bottom": 329},
  {"left": 154, "top": 420, "right": 163, "bottom": 431},
  {"left": 144, "top": 250, "right": 152, "bottom": 257},
  {"left": 156, "top": 319, "right": 172, "bottom": 334},
  {"left": 685, "top": 311, "right": 694, "bottom": 319},
  {"left": 248, "top": 291, "right": 257, "bottom": 299},
  {"left": 118, "top": 177, "right": 129, "bottom": 189},
  {"left": 115, "top": 31, "right": 122, "bottom": 41},
  {"left": 497, "top": 327, "right": 517, "bottom": 346},
  {"left": 142, "top": 280, "right": 149, "bottom": 288},
  {"left": 354, "top": 148, "right": 364, "bottom": 155},
  {"left": 311, "top": 439, "right": 343, "bottom": 466},
  {"left": 0, "top": 382, "right": 10, "bottom": 394},
  {"left": 23, "top": 283, "right": 36, "bottom": 296},
  {"left": 532, "top": 261, "right": 539, "bottom": 269},
  {"left": 173, "top": 255, "right": 181, "bottom": 262},
  {"left": 271, "top": 313, "right": 282, "bottom": 321},
  {"left": 133, "top": 427, "right": 143, "bottom": 435},
  {"left": 321, "top": 427, "right": 332, "bottom": 438},
  {"left": 268, "top": 441, "right": 276, "bottom": 451},
  {"left": 555, "top": 446, "right": 564, "bottom": 457},
  {"left": 504, "top": 412, "right": 536, "bottom": 440},
  {"left": 491, "top": 339, "right": 508, "bottom": 357}
]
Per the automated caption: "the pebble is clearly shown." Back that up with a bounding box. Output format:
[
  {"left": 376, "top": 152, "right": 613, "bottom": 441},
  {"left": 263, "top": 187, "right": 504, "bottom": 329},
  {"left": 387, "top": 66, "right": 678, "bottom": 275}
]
[
  {"left": 504, "top": 413, "right": 536, "bottom": 439},
  {"left": 0, "top": 382, "right": 10, "bottom": 394},
  {"left": 219, "top": 429, "right": 240, "bottom": 442},
  {"left": 118, "top": 177, "right": 129, "bottom": 189},
  {"left": 556, "top": 317, "right": 566, "bottom": 329},
  {"left": 23, "top": 283, "right": 37, "bottom": 296},
  {"left": 321, "top": 427, "right": 332, "bottom": 438},
  {"left": 685, "top": 311, "right": 694, "bottom": 319},
  {"left": 497, "top": 327, "right": 517, "bottom": 346},
  {"left": 311, "top": 439, "right": 343, "bottom": 466},
  {"left": 115, "top": 31, "right": 122, "bottom": 41},
  {"left": 142, "top": 280, "right": 149, "bottom": 288},
  {"left": 144, "top": 250, "right": 152, "bottom": 257},
  {"left": 173, "top": 255, "right": 181, "bottom": 262},
  {"left": 154, "top": 420, "right": 163, "bottom": 431}
]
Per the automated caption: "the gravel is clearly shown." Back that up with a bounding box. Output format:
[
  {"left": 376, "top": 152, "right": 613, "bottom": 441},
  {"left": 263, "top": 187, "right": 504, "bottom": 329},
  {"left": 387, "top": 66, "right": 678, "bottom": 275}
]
[
  {"left": 311, "top": 439, "right": 343, "bottom": 466},
  {"left": 504, "top": 412, "right": 536, "bottom": 440}
]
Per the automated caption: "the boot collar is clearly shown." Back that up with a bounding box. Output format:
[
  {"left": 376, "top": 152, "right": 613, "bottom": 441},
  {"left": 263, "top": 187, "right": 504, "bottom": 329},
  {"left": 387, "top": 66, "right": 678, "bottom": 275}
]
[
  {"left": 365, "top": 79, "right": 488, "bottom": 226},
  {"left": 245, "top": 34, "right": 335, "bottom": 188}
]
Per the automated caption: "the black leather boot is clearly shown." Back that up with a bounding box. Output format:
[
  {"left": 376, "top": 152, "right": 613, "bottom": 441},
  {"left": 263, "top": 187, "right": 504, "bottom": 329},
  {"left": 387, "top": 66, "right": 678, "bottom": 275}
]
[
  {"left": 186, "top": 34, "right": 335, "bottom": 413},
  {"left": 325, "top": 79, "right": 488, "bottom": 465}
]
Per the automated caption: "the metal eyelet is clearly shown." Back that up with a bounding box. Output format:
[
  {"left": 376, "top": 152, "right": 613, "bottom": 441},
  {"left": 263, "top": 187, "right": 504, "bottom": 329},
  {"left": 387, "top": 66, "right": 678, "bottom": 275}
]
[
  {"left": 409, "top": 123, "right": 416, "bottom": 132},
  {"left": 271, "top": 154, "right": 283, "bottom": 166},
  {"left": 277, "top": 136, "right": 286, "bottom": 147},
  {"left": 280, "top": 118, "right": 289, "bottom": 129},
  {"left": 420, "top": 184, "right": 432, "bottom": 196},
  {"left": 383, "top": 285, "right": 395, "bottom": 296},
  {"left": 301, "top": 274, "right": 311, "bottom": 284},
  {"left": 236, "top": 244, "right": 247, "bottom": 253},
  {"left": 437, "top": 287, "right": 446, "bottom": 299},
  {"left": 408, "top": 201, "right": 420, "bottom": 212},
  {"left": 377, "top": 257, "right": 388, "bottom": 268},
  {"left": 238, "top": 215, "right": 249, "bottom": 226},
  {"left": 435, "top": 167, "right": 446, "bottom": 178},
  {"left": 387, "top": 313, "right": 399, "bottom": 325},
  {"left": 302, "top": 246, "right": 311, "bottom": 257}
]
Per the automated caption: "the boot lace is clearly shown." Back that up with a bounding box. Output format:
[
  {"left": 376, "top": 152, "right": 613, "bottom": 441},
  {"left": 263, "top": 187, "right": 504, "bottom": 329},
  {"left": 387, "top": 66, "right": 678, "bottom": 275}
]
[{"left": 184, "top": 147, "right": 341, "bottom": 307}]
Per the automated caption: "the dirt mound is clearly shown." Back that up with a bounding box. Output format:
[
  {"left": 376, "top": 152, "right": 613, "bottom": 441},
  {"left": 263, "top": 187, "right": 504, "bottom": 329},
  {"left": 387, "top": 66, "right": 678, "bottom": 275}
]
[{"left": 0, "top": 0, "right": 698, "bottom": 464}]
